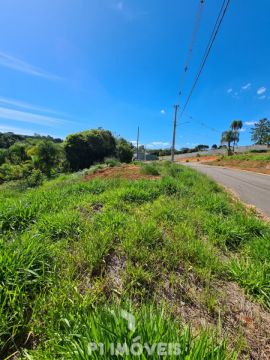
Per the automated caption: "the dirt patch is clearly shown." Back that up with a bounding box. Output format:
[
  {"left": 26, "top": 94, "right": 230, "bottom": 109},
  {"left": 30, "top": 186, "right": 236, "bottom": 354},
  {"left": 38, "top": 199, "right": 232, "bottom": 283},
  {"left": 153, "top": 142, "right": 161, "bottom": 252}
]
[
  {"left": 85, "top": 165, "right": 160, "bottom": 181},
  {"left": 219, "top": 282, "right": 270, "bottom": 359},
  {"left": 159, "top": 271, "right": 270, "bottom": 359},
  {"left": 177, "top": 156, "right": 219, "bottom": 163},
  {"left": 103, "top": 252, "right": 127, "bottom": 297}
]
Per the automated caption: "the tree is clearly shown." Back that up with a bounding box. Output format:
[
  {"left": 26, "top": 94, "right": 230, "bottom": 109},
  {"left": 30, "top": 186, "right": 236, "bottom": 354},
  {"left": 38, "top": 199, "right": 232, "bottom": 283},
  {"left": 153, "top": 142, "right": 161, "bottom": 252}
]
[
  {"left": 230, "top": 120, "right": 243, "bottom": 151},
  {"left": 251, "top": 118, "right": 270, "bottom": 146},
  {"left": 195, "top": 144, "right": 209, "bottom": 151},
  {"left": 212, "top": 144, "right": 218, "bottom": 149},
  {"left": 116, "top": 138, "right": 133, "bottom": 163},
  {"left": 0, "top": 149, "right": 7, "bottom": 165},
  {"left": 64, "top": 129, "right": 116, "bottom": 171},
  {"left": 221, "top": 130, "right": 237, "bottom": 155},
  {"left": 35, "top": 140, "right": 60, "bottom": 176},
  {"left": 7, "top": 143, "right": 29, "bottom": 164}
]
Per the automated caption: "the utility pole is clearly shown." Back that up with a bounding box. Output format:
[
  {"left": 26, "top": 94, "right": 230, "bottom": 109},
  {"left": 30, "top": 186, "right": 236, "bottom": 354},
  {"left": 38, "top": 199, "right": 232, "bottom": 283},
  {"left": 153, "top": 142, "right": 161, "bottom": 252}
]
[
  {"left": 136, "top": 126, "right": 140, "bottom": 160},
  {"left": 171, "top": 105, "right": 179, "bottom": 162}
]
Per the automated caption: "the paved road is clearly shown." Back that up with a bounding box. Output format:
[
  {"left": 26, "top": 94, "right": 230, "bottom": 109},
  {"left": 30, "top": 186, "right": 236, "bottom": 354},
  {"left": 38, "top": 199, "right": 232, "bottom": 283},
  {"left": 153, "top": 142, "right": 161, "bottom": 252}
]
[{"left": 185, "top": 163, "right": 270, "bottom": 217}]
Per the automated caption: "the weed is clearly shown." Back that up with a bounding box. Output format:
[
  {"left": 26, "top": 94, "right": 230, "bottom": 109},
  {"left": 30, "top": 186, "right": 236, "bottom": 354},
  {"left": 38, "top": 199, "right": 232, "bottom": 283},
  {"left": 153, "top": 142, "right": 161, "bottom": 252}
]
[{"left": 140, "top": 163, "right": 160, "bottom": 176}]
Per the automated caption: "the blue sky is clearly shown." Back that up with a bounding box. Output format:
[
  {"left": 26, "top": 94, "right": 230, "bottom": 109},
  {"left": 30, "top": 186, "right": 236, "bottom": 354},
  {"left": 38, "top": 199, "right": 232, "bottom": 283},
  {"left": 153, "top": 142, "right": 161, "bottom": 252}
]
[{"left": 0, "top": 0, "right": 269, "bottom": 149}]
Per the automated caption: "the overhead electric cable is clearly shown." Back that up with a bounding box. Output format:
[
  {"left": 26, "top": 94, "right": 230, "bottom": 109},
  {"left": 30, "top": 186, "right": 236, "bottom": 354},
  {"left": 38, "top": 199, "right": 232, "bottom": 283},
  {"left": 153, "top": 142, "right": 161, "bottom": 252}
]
[
  {"left": 184, "top": 113, "right": 219, "bottom": 132},
  {"left": 178, "top": 0, "right": 205, "bottom": 95},
  {"left": 179, "top": 0, "right": 231, "bottom": 117}
]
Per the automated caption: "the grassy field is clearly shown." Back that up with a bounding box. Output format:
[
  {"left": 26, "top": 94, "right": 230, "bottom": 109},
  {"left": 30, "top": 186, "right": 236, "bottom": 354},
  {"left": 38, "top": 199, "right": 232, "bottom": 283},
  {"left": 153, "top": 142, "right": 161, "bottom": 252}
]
[
  {"left": 1, "top": 162, "right": 270, "bottom": 359},
  {"left": 206, "top": 151, "right": 270, "bottom": 174}
]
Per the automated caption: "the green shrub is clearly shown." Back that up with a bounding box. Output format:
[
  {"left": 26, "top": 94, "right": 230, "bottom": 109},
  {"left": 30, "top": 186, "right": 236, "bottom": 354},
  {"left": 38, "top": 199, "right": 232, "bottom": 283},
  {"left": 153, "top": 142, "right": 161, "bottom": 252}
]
[
  {"left": 140, "top": 163, "right": 160, "bottom": 176},
  {"left": 116, "top": 139, "right": 133, "bottom": 163},
  {"left": 104, "top": 157, "right": 120, "bottom": 167},
  {"left": 25, "top": 169, "right": 45, "bottom": 188}
]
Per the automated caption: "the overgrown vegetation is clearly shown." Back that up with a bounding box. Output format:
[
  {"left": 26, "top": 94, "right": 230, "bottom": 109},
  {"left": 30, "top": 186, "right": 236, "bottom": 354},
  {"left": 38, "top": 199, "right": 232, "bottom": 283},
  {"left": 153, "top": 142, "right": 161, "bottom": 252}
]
[
  {"left": 0, "top": 162, "right": 269, "bottom": 358},
  {"left": 0, "top": 129, "right": 134, "bottom": 185}
]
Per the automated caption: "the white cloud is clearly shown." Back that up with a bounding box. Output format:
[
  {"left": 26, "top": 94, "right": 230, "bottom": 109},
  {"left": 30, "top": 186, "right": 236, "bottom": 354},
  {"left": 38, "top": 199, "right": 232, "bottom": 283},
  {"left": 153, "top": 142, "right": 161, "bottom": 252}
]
[
  {"left": 0, "top": 51, "right": 62, "bottom": 80},
  {"left": 239, "top": 128, "right": 246, "bottom": 132},
  {"left": 160, "top": 109, "right": 166, "bottom": 115},
  {"left": 227, "top": 88, "right": 233, "bottom": 94},
  {"left": 0, "top": 124, "right": 54, "bottom": 136},
  {"left": 257, "top": 86, "right": 266, "bottom": 95},
  {"left": 0, "top": 124, "right": 36, "bottom": 135},
  {"left": 242, "top": 83, "right": 251, "bottom": 90},
  {"left": 146, "top": 141, "right": 170, "bottom": 149},
  {"left": 0, "top": 107, "right": 71, "bottom": 127},
  {"left": 244, "top": 121, "right": 256, "bottom": 126}
]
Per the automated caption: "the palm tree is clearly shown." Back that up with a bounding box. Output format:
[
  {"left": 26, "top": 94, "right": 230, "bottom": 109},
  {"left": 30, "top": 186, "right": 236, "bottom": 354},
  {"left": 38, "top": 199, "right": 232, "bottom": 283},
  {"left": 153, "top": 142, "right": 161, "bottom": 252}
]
[
  {"left": 221, "top": 130, "right": 237, "bottom": 155},
  {"left": 230, "top": 120, "right": 243, "bottom": 151}
]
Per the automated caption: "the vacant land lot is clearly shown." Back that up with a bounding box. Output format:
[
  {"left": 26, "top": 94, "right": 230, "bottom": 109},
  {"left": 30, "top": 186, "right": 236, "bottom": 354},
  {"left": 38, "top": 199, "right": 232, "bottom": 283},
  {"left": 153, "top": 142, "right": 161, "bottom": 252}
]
[
  {"left": 206, "top": 151, "right": 270, "bottom": 175},
  {"left": 1, "top": 163, "right": 270, "bottom": 359}
]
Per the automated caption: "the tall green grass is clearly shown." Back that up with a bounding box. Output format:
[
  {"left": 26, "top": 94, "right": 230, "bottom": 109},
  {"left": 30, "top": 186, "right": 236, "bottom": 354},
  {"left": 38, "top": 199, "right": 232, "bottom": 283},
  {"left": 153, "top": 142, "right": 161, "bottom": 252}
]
[
  {"left": 24, "top": 305, "right": 236, "bottom": 359},
  {"left": 0, "top": 162, "right": 269, "bottom": 358}
]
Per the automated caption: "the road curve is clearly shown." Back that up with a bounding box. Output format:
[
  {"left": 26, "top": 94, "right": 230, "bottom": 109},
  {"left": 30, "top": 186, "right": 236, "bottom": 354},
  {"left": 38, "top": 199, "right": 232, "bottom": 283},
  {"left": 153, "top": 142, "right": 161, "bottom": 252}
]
[{"left": 184, "top": 163, "right": 270, "bottom": 217}]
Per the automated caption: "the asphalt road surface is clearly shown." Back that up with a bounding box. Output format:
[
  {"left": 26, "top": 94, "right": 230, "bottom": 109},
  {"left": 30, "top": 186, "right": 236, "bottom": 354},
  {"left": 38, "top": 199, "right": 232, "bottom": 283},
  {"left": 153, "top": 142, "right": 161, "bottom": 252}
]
[{"left": 185, "top": 163, "right": 270, "bottom": 217}]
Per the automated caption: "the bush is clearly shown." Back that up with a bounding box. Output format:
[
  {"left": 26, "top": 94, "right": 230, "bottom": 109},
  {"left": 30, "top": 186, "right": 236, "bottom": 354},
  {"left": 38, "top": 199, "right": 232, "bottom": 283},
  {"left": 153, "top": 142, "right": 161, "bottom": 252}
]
[
  {"left": 140, "top": 163, "right": 160, "bottom": 176},
  {"left": 250, "top": 149, "right": 268, "bottom": 153},
  {"left": 116, "top": 139, "right": 133, "bottom": 163},
  {"left": 64, "top": 129, "right": 116, "bottom": 171},
  {"left": 25, "top": 169, "right": 45, "bottom": 188},
  {"left": 34, "top": 140, "right": 61, "bottom": 177},
  {"left": 104, "top": 157, "right": 120, "bottom": 167}
]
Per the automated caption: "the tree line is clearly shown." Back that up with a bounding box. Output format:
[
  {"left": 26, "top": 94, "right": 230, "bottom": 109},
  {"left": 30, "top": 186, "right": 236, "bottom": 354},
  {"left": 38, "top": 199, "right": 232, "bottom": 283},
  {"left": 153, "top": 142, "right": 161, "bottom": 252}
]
[
  {"left": 221, "top": 118, "right": 270, "bottom": 154},
  {"left": 0, "top": 129, "right": 133, "bottom": 186},
  {"left": 153, "top": 117, "right": 270, "bottom": 157}
]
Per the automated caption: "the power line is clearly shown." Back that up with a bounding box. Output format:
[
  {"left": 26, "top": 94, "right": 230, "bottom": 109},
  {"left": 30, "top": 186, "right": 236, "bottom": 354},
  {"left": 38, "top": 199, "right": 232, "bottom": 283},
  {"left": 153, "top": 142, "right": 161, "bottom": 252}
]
[
  {"left": 171, "top": 0, "right": 205, "bottom": 161},
  {"left": 180, "top": 0, "right": 231, "bottom": 117},
  {"left": 184, "top": 113, "right": 219, "bottom": 132},
  {"left": 178, "top": 0, "right": 205, "bottom": 96}
]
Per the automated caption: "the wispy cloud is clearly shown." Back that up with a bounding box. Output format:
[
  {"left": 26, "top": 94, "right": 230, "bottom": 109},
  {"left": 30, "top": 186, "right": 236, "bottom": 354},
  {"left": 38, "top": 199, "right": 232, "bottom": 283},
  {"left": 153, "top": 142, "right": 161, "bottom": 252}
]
[
  {"left": 227, "top": 88, "right": 233, "bottom": 94},
  {"left": 0, "top": 96, "right": 64, "bottom": 116},
  {"left": 0, "top": 107, "right": 71, "bottom": 127},
  {"left": 0, "top": 97, "right": 72, "bottom": 127},
  {"left": 245, "top": 121, "right": 256, "bottom": 126},
  {"left": 0, "top": 124, "right": 49, "bottom": 136},
  {"left": 242, "top": 83, "right": 251, "bottom": 90},
  {"left": 160, "top": 109, "right": 166, "bottom": 115},
  {"left": 257, "top": 86, "right": 266, "bottom": 95},
  {"left": 258, "top": 95, "right": 266, "bottom": 100},
  {"left": 0, "top": 51, "right": 62, "bottom": 80}
]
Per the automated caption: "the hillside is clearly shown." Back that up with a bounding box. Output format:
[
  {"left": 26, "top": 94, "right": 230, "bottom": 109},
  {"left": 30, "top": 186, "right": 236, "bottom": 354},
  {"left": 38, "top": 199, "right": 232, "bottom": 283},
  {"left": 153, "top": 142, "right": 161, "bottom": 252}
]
[{"left": 0, "top": 162, "right": 270, "bottom": 359}]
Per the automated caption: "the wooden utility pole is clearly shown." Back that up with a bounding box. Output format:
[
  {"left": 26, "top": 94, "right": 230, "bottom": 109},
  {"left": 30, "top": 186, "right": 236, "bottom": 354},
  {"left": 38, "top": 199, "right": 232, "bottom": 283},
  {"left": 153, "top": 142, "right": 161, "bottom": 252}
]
[
  {"left": 171, "top": 105, "right": 179, "bottom": 162},
  {"left": 136, "top": 126, "right": 140, "bottom": 160}
]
